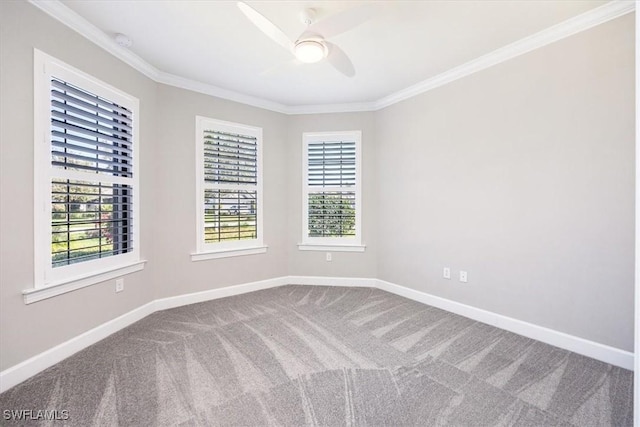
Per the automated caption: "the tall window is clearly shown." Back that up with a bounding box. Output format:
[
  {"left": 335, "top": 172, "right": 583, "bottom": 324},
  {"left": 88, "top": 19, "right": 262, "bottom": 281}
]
[
  {"left": 194, "top": 117, "right": 265, "bottom": 260},
  {"left": 301, "top": 131, "right": 363, "bottom": 250},
  {"left": 33, "top": 50, "right": 141, "bottom": 294}
]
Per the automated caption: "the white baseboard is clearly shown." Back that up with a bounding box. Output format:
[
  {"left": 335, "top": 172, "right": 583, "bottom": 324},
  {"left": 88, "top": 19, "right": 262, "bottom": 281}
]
[
  {"left": 1, "top": 275, "right": 633, "bottom": 393},
  {"left": 288, "top": 275, "right": 377, "bottom": 287},
  {"left": 376, "top": 279, "right": 634, "bottom": 370},
  {"left": 154, "top": 276, "right": 289, "bottom": 311},
  {"left": 0, "top": 301, "right": 155, "bottom": 393},
  {"left": 288, "top": 276, "right": 633, "bottom": 370},
  {"left": 0, "top": 277, "right": 289, "bottom": 394}
]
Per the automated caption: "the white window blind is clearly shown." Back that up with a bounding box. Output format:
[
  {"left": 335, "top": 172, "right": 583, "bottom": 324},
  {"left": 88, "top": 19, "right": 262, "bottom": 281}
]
[
  {"left": 308, "top": 141, "right": 356, "bottom": 237},
  {"left": 50, "top": 78, "right": 134, "bottom": 268},
  {"left": 195, "top": 117, "right": 263, "bottom": 256},
  {"left": 203, "top": 129, "right": 257, "bottom": 242},
  {"left": 33, "top": 50, "right": 141, "bottom": 294},
  {"left": 302, "top": 131, "right": 362, "bottom": 246}
]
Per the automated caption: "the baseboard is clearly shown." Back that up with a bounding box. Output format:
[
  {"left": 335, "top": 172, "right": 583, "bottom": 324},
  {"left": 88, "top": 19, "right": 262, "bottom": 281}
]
[
  {"left": 0, "top": 301, "right": 155, "bottom": 393},
  {"left": 376, "top": 279, "right": 634, "bottom": 370},
  {"left": 1, "top": 275, "right": 633, "bottom": 393},
  {"left": 0, "top": 277, "right": 289, "bottom": 393},
  {"left": 287, "top": 275, "right": 377, "bottom": 287},
  {"left": 154, "top": 276, "right": 289, "bottom": 311}
]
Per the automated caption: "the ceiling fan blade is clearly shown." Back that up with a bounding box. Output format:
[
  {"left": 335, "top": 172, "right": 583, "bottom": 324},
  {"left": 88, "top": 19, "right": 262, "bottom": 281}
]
[
  {"left": 326, "top": 42, "right": 355, "bottom": 78},
  {"left": 307, "top": 4, "right": 376, "bottom": 39},
  {"left": 237, "top": 2, "right": 293, "bottom": 53}
]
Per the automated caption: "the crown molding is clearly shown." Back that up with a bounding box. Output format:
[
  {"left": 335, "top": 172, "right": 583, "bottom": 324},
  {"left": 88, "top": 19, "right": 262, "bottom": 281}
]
[
  {"left": 29, "top": 0, "right": 160, "bottom": 81},
  {"left": 374, "top": 0, "right": 635, "bottom": 110},
  {"left": 29, "top": 0, "right": 635, "bottom": 115},
  {"left": 284, "top": 102, "right": 377, "bottom": 115},
  {"left": 156, "top": 71, "right": 289, "bottom": 114},
  {"left": 28, "top": 0, "right": 287, "bottom": 114}
]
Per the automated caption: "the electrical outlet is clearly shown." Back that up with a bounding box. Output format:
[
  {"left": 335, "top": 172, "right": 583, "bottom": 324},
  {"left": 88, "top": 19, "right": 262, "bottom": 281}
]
[
  {"left": 459, "top": 271, "right": 468, "bottom": 283},
  {"left": 115, "top": 278, "right": 124, "bottom": 293},
  {"left": 443, "top": 267, "right": 451, "bottom": 279},
  {"left": 326, "top": 252, "right": 332, "bottom": 262}
]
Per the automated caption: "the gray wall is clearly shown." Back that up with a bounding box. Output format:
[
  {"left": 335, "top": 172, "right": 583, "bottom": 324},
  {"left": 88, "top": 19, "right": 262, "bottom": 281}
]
[
  {"left": 0, "top": 1, "right": 158, "bottom": 370},
  {"left": 152, "top": 85, "right": 289, "bottom": 299},
  {"left": 0, "top": 0, "right": 634, "bottom": 372},
  {"left": 286, "top": 113, "right": 378, "bottom": 279},
  {"left": 375, "top": 14, "right": 635, "bottom": 351},
  {"left": 0, "top": 2, "right": 291, "bottom": 370}
]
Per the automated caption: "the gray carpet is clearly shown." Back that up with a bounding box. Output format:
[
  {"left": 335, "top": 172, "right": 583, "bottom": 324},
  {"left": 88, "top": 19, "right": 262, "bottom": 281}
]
[{"left": 0, "top": 285, "right": 633, "bottom": 426}]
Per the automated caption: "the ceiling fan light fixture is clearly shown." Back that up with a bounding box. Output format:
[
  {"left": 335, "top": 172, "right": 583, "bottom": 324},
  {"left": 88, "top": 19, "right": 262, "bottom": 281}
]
[{"left": 294, "top": 40, "right": 327, "bottom": 63}]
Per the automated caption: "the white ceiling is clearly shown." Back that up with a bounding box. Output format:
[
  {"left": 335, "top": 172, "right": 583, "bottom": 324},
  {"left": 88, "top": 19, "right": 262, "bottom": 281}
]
[{"left": 55, "top": 0, "right": 614, "bottom": 109}]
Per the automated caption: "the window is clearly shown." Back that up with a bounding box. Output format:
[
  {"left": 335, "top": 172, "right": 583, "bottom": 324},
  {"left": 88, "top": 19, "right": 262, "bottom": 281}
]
[
  {"left": 300, "top": 131, "right": 364, "bottom": 251},
  {"left": 193, "top": 117, "right": 265, "bottom": 260},
  {"left": 28, "top": 50, "right": 143, "bottom": 303}
]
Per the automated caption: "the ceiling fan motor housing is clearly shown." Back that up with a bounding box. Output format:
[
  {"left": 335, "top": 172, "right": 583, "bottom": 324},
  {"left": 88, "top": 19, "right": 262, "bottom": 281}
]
[{"left": 294, "top": 38, "right": 327, "bottom": 63}]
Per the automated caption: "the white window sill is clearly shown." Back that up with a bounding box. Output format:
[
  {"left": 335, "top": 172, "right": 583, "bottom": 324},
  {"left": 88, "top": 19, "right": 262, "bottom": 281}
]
[
  {"left": 191, "top": 245, "right": 268, "bottom": 262},
  {"left": 298, "top": 244, "right": 366, "bottom": 252},
  {"left": 23, "top": 260, "right": 147, "bottom": 304}
]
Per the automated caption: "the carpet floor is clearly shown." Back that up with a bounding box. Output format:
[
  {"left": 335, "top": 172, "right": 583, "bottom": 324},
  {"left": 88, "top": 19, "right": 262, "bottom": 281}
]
[{"left": 0, "top": 285, "right": 633, "bottom": 426}]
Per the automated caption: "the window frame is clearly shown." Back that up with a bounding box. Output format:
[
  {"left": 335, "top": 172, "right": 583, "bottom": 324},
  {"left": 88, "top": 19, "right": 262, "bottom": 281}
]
[
  {"left": 27, "top": 49, "right": 143, "bottom": 303},
  {"left": 300, "top": 131, "right": 364, "bottom": 252},
  {"left": 192, "top": 116, "right": 266, "bottom": 261}
]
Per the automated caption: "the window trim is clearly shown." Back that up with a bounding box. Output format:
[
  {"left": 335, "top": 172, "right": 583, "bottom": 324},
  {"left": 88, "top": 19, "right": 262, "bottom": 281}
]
[
  {"left": 193, "top": 116, "right": 265, "bottom": 260},
  {"left": 23, "top": 261, "right": 146, "bottom": 304},
  {"left": 301, "top": 131, "right": 363, "bottom": 250},
  {"left": 29, "top": 49, "right": 142, "bottom": 301}
]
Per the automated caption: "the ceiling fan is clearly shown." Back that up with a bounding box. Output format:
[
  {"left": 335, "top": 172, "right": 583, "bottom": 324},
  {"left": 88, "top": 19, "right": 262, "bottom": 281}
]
[{"left": 237, "top": 1, "right": 375, "bottom": 77}]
